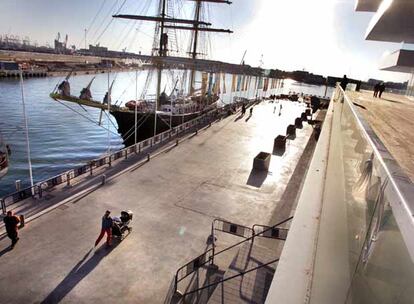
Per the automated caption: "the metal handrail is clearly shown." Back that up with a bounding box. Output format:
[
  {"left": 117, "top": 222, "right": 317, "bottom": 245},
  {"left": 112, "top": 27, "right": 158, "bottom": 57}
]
[
  {"left": 214, "top": 216, "right": 293, "bottom": 257},
  {"left": 0, "top": 107, "right": 222, "bottom": 210}
]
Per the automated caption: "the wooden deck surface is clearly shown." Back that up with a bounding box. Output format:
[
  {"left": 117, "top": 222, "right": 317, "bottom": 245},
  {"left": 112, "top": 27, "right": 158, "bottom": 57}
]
[{"left": 349, "top": 90, "right": 414, "bottom": 182}]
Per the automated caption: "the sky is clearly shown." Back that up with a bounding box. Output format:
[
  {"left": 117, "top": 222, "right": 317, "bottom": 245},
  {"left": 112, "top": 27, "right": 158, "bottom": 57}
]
[{"left": 0, "top": 0, "right": 411, "bottom": 82}]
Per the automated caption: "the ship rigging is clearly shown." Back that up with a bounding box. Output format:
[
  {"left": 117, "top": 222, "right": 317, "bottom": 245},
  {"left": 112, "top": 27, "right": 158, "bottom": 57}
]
[{"left": 50, "top": 0, "right": 233, "bottom": 146}]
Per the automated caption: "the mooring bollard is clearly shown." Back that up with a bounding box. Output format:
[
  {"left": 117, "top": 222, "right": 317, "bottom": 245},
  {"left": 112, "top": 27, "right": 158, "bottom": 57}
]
[
  {"left": 176, "top": 139, "right": 179, "bottom": 146},
  {"left": 125, "top": 149, "right": 128, "bottom": 159},
  {"left": 295, "top": 117, "right": 303, "bottom": 128},
  {"left": 101, "top": 174, "right": 106, "bottom": 185},
  {"left": 147, "top": 154, "right": 150, "bottom": 161},
  {"left": 19, "top": 215, "right": 25, "bottom": 228},
  {"left": 15, "top": 180, "right": 21, "bottom": 191},
  {"left": 1, "top": 199, "right": 6, "bottom": 215},
  {"left": 37, "top": 184, "right": 43, "bottom": 199},
  {"left": 65, "top": 173, "right": 70, "bottom": 186},
  {"left": 286, "top": 124, "right": 296, "bottom": 137}
]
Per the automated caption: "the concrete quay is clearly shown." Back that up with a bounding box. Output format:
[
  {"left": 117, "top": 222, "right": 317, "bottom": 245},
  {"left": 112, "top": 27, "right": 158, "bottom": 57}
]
[{"left": 0, "top": 101, "right": 315, "bottom": 304}]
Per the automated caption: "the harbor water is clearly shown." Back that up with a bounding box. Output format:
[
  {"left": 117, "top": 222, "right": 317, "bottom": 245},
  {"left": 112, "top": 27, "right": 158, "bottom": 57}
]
[{"left": 0, "top": 71, "right": 333, "bottom": 197}]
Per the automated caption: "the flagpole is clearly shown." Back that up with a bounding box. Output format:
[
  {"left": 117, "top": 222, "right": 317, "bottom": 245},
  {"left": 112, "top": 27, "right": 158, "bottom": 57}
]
[
  {"left": 107, "top": 71, "right": 111, "bottom": 153},
  {"left": 19, "top": 70, "right": 34, "bottom": 193},
  {"left": 135, "top": 69, "right": 138, "bottom": 145}
]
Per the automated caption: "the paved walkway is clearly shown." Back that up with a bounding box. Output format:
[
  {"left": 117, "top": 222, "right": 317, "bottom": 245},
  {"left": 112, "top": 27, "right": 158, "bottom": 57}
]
[
  {"left": 0, "top": 101, "right": 312, "bottom": 304},
  {"left": 350, "top": 90, "right": 414, "bottom": 182}
]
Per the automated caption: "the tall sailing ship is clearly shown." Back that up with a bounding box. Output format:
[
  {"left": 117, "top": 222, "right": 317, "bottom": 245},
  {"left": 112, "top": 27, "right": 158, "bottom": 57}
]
[{"left": 50, "top": 0, "right": 232, "bottom": 145}]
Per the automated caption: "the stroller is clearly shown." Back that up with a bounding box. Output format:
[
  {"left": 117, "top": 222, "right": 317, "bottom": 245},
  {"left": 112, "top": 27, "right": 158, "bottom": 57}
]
[{"left": 112, "top": 210, "right": 133, "bottom": 240}]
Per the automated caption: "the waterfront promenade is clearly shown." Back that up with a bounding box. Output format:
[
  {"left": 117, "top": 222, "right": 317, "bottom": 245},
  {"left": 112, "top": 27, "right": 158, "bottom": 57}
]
[
  {"left": 0, "top": 101, "right": 314, "bottom": 303},
  {"left": 349, "top": 90, "right": 414, "bottom": 182}
]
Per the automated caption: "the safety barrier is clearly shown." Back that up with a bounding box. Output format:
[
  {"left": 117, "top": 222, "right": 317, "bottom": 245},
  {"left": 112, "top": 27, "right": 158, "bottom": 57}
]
[{"left": 171, "top": 216, "right": 293, "bottom": 300}]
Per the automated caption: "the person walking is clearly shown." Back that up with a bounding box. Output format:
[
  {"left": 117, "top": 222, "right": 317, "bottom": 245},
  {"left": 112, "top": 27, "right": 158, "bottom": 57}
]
[
  {"left": 95, "top": 210, "right": 113, "bottom": 247},
  {"left": 340, "top": 75, "right": 349, "bottom": 91},
  {"left": 3, "top": 211, "right": 20, "bottom": 249},
  {"left": 378, "top": 83, "right": 386, "bottom": 98},
  {"left": 373, "top": 83, "right": 380, "bottom": 98}
]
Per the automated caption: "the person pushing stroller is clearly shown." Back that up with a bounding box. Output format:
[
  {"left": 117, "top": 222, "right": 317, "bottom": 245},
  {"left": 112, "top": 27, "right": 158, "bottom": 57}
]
[
  {"left": 95, "top": 210, "right": 133, "bottom": 247},
  {"left": 95, "top": 210, "right": 113, "bottom": 247}
]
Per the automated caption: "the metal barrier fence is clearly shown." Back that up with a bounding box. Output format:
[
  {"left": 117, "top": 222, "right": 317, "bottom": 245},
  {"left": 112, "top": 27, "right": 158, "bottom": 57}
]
[
  {"left": 252, "top": 224, "right": 289, "bottom": 241},
  {"left": 172, "top": 217, "right": 293, "bottom": 298},
  {"left": 0, "top": 107, "right": 230, "bottom": 214},
  {"left": 174, "top": 248, "right": 215, "bottom": 293},
  {"left": 212, "top": 219, "right": 254, "bottom": 239}
]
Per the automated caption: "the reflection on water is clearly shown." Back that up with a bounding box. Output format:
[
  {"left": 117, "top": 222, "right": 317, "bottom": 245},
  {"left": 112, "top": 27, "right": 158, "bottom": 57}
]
[{"left": 0, "top": 72, "right": 333, "bottom": 196}]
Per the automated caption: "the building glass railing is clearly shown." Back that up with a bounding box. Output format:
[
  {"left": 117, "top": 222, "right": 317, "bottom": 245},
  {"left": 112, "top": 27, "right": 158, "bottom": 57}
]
[{"left": 314, "top": 86, "right": 414, "bottom": 303}]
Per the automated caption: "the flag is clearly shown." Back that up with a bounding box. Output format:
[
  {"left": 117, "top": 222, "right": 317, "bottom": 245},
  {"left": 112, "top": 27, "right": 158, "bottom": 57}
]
[
  {"left": 245, "top": 76, "right": 250, "bottom": 91},
  {"left": 258, "top": 77, "right": 263, "bottom": 90},
  {"left": 236, "top": 75, "right": 242, "bottom": 92},
  {"left": 207, "top": 73, "right": 214, "bottom": 96},
  {"left": 241, "top": 75, "right": 246, "bottom": 91},
  {"left": 263, "top": 78, "right": 268, "bottom": 91},
  {"left": 201, "top": 72, "right": 208, "bottom": 96},
  {"left": 222, "top": 73, "right": 226, "bottom": 94},
  {"left": 213, "top": 73, "right": 221, "bottom": 95},
  {"left": 231, "top": 74, "right": 237, "bottom": 92}
]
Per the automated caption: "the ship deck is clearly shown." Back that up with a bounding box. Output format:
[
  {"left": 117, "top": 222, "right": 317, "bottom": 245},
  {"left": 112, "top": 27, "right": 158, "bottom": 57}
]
[
  {"left": 0, "top": 101, "right": 315, "bottom": 303},
  {"left": 349, "top": 90, "right": 414, "bottom": 182}
]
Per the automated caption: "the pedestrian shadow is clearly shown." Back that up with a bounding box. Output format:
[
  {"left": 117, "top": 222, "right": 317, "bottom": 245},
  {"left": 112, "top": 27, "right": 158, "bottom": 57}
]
[
  {"left": 382, "top": 98, "right": 403, "bottom": 104},
  {"left": 245, "top": 114, "right": 252, "bottom": 122},
  {"left": 0, "top": 246, "right": 12, "bottom": 258},
  {"left": 246, "top": 169, "right": 268, "bottom": 188},
  {"left": 234, "top": 113, "right": 244, "bottom": 122},
  {"left": 41, "top": 242, "right": 119, "bottom": 304},
  {"left": 353, "top": 102, "right": 367, "bottom": 110}
]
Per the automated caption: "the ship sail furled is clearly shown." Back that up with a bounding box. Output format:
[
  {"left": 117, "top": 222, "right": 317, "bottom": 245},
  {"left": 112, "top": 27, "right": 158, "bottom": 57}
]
[{"left": 113, "top": 0, "right": 232, "bottom": 137}]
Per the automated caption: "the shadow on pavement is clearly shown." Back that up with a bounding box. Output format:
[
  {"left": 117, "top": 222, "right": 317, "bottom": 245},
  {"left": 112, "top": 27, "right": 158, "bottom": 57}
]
[
  {"left": 0, "top": 246, "right": 12, "bottom": 257},
  {"left": 41, "top": 242, "right": 119, "bottom": 304},
  {"left": 246, "top": 169, "right": 268, "bottom": 188},
  {"left": 234, "top": 113, "right": 245, "bottom": 122}
]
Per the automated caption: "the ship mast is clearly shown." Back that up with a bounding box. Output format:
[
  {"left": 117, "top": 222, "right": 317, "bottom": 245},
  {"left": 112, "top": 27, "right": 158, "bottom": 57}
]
[
  {"left": 113, "top": 0, "right": 232, "bottom": 134},
  {"left": 188, "top": 0, "right": 202, "bottom": 95}
]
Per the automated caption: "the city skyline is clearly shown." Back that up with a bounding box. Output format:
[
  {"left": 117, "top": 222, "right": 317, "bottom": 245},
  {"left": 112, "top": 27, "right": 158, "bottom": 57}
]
[{"left": 1, "top": 0, "right": 412, "bottom": 82}]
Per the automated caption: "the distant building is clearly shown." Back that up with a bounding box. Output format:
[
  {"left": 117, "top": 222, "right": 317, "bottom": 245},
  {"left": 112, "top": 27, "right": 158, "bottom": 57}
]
[
  {"left": 88, "top": 44, "right": 109, "bottom": 54},
  {"left": 0, "top": 61, "right": 19, "bottom": 70}
]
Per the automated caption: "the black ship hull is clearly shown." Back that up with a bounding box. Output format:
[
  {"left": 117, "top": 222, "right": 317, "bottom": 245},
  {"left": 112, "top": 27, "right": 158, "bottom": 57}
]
[{"left": 111, "top": 110, "right": 201, "bottom": 146}]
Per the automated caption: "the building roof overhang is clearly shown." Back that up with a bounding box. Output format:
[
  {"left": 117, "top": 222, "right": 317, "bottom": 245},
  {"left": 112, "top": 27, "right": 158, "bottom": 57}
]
[
  {"left": 380, "top": 49, "right": 414, "bottom": 73},
  {"left": 355, "top": 0, "right": 382, "bottom": 12},
  {"left": 366, "top": 0, "right": 414, "bottom": 43}
]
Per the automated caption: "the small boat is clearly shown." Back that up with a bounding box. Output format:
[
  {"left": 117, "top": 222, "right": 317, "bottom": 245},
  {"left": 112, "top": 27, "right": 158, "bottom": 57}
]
[{"left": 0, "top": 133, "right": 10, "bottom": 179}]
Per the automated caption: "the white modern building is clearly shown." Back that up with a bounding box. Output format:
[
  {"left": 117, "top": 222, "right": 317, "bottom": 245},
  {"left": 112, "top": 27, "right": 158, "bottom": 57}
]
[{"left": 356, "top": 0, "right": 414, "bottom": 96}]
